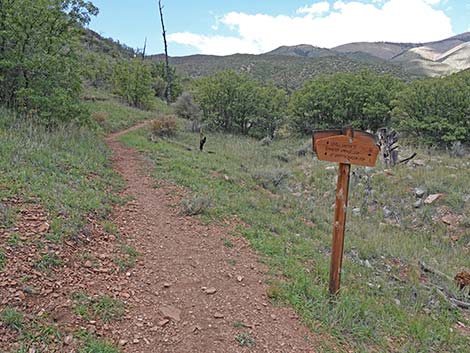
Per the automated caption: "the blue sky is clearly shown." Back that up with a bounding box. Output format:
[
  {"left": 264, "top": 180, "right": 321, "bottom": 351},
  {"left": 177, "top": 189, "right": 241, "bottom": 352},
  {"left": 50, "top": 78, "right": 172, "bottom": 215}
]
[{"left": 89, "top": 0, "right": 470, "bottom": 56}]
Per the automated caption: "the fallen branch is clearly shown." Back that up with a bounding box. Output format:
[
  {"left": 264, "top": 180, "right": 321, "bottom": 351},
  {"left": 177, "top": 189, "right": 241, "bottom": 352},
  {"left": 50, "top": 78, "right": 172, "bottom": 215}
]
[
  {"left": 161, "top": 137, "right": 194, "bottom": 151},
  {"left": 419, "top": 260, "right": 454, "bottom": 283},
  {"left": 422, "top": 283, "right": 470, "bottom": 310},
  {"left": 160, "top": 137, "right": 216, "bottom": 154},
  {"left": 399, "top": 152, "right": 417, "bottom": 164}
]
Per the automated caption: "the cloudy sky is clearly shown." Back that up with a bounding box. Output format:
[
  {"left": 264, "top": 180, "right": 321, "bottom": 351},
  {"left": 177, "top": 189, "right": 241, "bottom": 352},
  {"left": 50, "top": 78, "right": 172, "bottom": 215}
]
[{"left": 90, "top": 0, "right": 470, "bottom": 56}]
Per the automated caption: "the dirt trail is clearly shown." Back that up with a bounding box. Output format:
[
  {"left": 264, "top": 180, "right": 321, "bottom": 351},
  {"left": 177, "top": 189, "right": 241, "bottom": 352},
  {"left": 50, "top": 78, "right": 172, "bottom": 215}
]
[{"left": 105, "top": 125, "right": 318, "bottom": 352}]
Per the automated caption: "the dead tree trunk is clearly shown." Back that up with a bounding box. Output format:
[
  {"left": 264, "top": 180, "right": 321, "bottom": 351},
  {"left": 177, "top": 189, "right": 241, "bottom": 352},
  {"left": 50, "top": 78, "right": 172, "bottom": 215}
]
[
  {"left": 141, "top": 37, "right": 147, "bottom": 60},
  {"left": 158, "top": 0, "right": 171, "bottom": 103},
  {"left": 377, "top": 127, "right": 399, "bottom": 167}
]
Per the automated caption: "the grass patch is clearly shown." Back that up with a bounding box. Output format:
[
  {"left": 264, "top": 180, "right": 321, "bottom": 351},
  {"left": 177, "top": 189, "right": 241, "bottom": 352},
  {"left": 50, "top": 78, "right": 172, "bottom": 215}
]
[
  {"left": 1, "top": 307, "right": 24, "bottom": 331},
  {"left": 35, "top": 253, "right": 63, "bottom": 272},
  {"left": 235, "top": 333, "right": 256, "bottom": 348},
  {"left": 114, "top": 243, "right": 139, "bottom": 272},
  {"left": 7, "top": 233, "right": 23, "bottom": 247},
  {"left": 72, "top": 293, "right": 126, "bottom": 323},
  {"left": 119, "top": 127, "right": 470, "bottom": 352},
  {"left": 84, "top": 88, "right": 170, "bottom": 133},
  {"left": 0, "top": 108, "right": 122, "bottom": 243},
  {"left": 0, "top": 249, "right": 6, "bottom": 271},
  {"left": 222, "top": 237, "right": 234, "bottom": 248},
  {"left": 79, "top": 335, "right": 121, "bottom": 353}
]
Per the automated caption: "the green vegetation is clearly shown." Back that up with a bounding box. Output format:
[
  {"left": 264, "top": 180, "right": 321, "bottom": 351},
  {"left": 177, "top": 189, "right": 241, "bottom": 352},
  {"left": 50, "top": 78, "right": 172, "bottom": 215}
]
[
  {"left": 78, "top": 333, "right": 121, "bottom": 353},
  {"left": 79, "top": 337, "right": 121, "bottom": 353},
  {"left": 235, "top": 333, "right": 256, "bottom": 348},
  {"left": 156, "top": 53, "right": 413, "bottom": 90},
  {"left": 120, "top": 126, "right": 470, "bottom": 352},
  {"left": 84, "top": 88, "right": 169, "bottom": 133},
  {"left": 188, "top": 69, "right": 470, "bottom": 146},
  {"left": 0, "top": 108, "right": 121, "bottom": 241},
  {"left": 73, "top": 292, "right": 126, "bottom": 322},
  {"left": 0, "top": 249, "right": 6, "bottom": 271},
  {"left": 114, "top": 243, "right": 140, "bottom": 272},
  {"left": 393, "top": 70, "right": 470, "bottom": 145},
  {"left": 192, "top": 70, "right": 287, "bottom": 138},
  {"left": 1, "top": 307, "right": 24, "bottom": 331},
  {"left": 35, "top": 253, "right": 63, "bottom": 272},
  {"left": 289, "top": 71, "right": 405, "bottom": 134},
  {"left": 0, "top": 0, "right": 98, "bottom": 124},
  {"left": 112, "top": 59, "right": 156, "bottom": 110}
]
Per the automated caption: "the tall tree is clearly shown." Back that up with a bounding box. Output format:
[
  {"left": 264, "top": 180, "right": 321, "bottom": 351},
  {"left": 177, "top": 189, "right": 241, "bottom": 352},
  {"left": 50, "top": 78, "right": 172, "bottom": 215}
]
[{"left": 158, "top": 0, "right": 171, "bottom": 103}]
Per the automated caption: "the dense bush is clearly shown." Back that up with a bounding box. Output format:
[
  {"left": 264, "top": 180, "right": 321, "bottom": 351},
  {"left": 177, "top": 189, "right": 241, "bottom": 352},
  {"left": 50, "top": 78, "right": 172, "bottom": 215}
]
[
  {"left": 289, "top": 72, "right": 405, "bottom": 134},
  {"left": 392, "top": 70, "right": 470, "bottom": 146},
  {"left": 0, "top": 0, "right": 98, "bottom": 125},
  {"left": 192, "top": 70, "right": 287, "bottom": 137},
  {"left": 151, "top": 61, "right": 182, "bottom": 102},
  {"left": 112, "top": 59, "right": 155, "bottom": 110}
]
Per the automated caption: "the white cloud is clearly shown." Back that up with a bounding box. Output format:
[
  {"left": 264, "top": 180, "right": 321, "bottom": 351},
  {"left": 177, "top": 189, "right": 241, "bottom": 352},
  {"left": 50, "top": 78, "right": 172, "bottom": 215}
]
[
  {"left": 168, "top": 0, "right": 454, "bottom": 55},
  {"left": 297, "top": 2, "right": 331, "bottom": 15}
]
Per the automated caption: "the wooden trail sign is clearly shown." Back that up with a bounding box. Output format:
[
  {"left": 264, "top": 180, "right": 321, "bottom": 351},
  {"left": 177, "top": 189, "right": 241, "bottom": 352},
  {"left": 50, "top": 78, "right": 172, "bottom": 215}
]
[{"left": 313, "top": 128, "right": 379, "bottom": 295}]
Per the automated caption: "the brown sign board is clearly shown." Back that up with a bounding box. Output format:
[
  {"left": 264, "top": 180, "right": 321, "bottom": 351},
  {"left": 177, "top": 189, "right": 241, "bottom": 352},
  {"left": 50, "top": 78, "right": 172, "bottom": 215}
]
[
  {"left": 313, "top": 129, "right": 379, "bottom": 167},
  {"left": 312, "top": 128, "right": 379, "bottom": 295}
]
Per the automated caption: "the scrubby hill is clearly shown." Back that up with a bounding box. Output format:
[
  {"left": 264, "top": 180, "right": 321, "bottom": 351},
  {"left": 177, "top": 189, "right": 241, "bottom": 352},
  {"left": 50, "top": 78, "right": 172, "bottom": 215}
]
[{"left": 149, "top": 52, "right": 413, "bottom": 89}]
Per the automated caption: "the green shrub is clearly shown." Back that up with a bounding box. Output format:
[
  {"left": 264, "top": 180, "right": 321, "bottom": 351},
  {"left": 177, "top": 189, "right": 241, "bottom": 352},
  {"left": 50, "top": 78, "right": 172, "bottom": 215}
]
[
  {"left": 0, "top": 0, "right": 97, "bottom": 125},
  {"left": 192, "top": 70, "right": 287, "bottom": 137},
  {"left": 180, "top": 195, "right": 212, "bottom": 216}
]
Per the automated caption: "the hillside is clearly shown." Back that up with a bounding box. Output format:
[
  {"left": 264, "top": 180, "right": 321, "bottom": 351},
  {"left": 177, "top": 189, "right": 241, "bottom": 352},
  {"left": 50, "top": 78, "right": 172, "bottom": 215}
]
[
  {"left": 333, "top": 41, "right": 416, "bottom": 60},
  {"left": 149, "top": 52, "right": 413, "bottom": 89},
  {"left": 334, "top": 32, "right": 470, "bottom": 76}
]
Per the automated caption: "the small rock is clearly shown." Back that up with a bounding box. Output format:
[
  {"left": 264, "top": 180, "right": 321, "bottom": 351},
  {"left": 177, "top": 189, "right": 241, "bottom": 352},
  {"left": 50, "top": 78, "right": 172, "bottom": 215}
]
[
  {"left": 414, "top": 187, "right": 426, "bottom": 198},
  {"left": 159, "top": 305, "right": 181, "bottom": 322},
  {"left": 158, "top": 319, "right": 170, "bottom": 327},
  {"left": 37, "top": 223, "right": 49, "bottom": 233},
  {"left": 213, "top": 312, "right": 224, "bottom": 319},
  {"left": 205, "top": 287, "right": 217, "bottom": 295},
  {"left": 236, "top": 276, "right": 244, "bottom": 282},
  {"left": 413, "top": 159, "right": 425, "bottom": 166},
  {"left": 64, "top": 335, "right": 73, "bottom": 345},
  {"left": 424, "top": 193, "right": 443, "bottom": 204},
  {"left": 352, "top": 208, "right": 361, "bottom": 217},
  {"left": 223, "top": 175, "right": 230, "bottom": 181},
  {"left": 16, "top": 291, "right": 25, "bottom": 301},
  {"left": 413, "top": 200, "right": 423, "bottom": 209},
  {"left": 383, "top": 207, "right": 393, "bottom": 218},
  {"left": 442, "top": 214, "right": 459, "bottom": 226},
  {"left": 84, "top": 260, "right": 93, "bottom": 268},
  {"left": 133, "top": 338, "right": 140, "bottom": 344},
  {"left": 364, "top": 260, "right": 372, "bottom": 269},
  {"left": 325, "top": 166, "right": 336, "bottom": 171},
  {"left": 121, "top": 292, "right": 131, "bottom": 299},
  {"left": 163, "top": 282, "right": 171, "bottom": 288}
]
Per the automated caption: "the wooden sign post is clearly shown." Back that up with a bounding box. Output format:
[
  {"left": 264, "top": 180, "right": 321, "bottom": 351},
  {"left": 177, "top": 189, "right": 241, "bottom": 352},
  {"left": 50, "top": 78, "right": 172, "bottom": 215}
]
[{"left": 313, "top": 127, "right": 379, "bottom": 295}]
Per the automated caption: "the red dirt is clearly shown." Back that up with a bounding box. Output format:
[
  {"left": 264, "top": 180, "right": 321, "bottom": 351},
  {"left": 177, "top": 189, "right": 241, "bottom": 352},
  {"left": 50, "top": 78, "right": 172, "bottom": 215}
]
[{"left": 105, "top": 124, "right": 319, "bottom": 352}]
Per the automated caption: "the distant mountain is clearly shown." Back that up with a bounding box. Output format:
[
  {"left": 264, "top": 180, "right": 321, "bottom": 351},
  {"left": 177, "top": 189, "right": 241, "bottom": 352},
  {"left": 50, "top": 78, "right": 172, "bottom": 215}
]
[
  {"left": 332, "top": 32, "right": 470, "bottom": 76},
  {"left": 333, "top": 42, "right": 416, "bottom": 60},
  {"left": 266, "top": 44, "right": 333, "bottom": 58}
]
